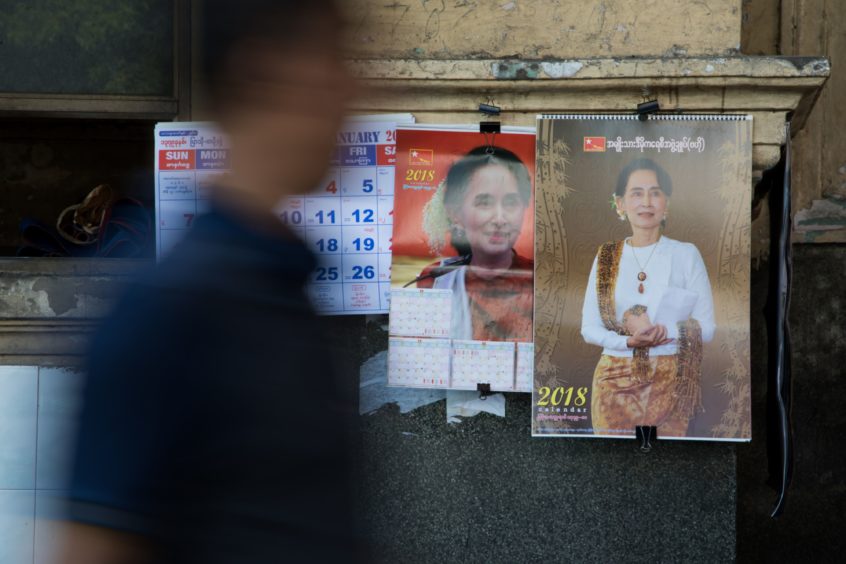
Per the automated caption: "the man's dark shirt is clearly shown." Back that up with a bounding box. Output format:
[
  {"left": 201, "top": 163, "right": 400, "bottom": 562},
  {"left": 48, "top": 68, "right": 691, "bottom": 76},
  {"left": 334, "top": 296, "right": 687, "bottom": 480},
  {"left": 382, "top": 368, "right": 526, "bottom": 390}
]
[{"left": 68, "top": 203, "right": 357, "bottom": 563}]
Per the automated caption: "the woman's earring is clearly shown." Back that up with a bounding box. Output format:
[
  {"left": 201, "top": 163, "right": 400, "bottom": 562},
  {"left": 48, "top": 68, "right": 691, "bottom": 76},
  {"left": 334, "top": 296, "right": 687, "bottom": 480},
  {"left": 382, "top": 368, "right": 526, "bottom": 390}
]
[{"left": 618, "top": 212, "right": 627, "bottom": 222}]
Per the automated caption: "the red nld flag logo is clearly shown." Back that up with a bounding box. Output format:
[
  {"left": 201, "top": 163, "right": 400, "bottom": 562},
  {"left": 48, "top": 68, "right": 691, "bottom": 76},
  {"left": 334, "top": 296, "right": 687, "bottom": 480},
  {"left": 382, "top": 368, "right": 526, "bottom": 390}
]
[
  {"left": 409, "top": 148, "right": 434, "bottom": 167},
  {"left": 583, "top": 136, "right": 606, "bottom": 152}
]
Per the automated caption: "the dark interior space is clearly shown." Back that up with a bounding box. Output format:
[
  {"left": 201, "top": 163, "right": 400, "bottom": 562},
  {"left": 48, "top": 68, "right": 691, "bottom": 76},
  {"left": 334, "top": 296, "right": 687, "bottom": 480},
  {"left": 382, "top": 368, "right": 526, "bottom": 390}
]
[{"left": 0, "top": 118, "right": 156, "bottom": 257}]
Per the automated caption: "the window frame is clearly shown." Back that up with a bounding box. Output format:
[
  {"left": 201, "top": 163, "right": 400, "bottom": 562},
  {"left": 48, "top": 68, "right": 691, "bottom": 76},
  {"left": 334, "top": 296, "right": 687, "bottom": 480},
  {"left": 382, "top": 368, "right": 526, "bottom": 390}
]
[{"left": 0, "top": 0, "right": 191, "bottom": 121}]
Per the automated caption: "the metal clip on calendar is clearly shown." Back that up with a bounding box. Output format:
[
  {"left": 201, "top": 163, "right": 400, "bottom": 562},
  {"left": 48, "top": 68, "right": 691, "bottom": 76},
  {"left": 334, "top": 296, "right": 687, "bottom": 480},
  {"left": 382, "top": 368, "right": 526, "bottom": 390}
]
[
  {"left": 480, "top": 121, "right": 500, "bottom": 154},
  {"left": 479, "top": 102, "right": 501, "bottom": 116},
  {"left": 477, "top": 383, "right": 492, "bottom": 400},
  {"left": 636, "top": 99, "right": 660, "bottom": 122},
  {"left": 635, "top": 425, "right": 657, "bottom": 453}
]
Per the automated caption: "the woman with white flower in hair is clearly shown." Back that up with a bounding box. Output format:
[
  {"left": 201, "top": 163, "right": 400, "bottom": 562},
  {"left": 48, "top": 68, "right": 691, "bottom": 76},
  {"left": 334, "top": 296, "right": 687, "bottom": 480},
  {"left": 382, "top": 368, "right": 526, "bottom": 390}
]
[
  {"left": 408, "top": 145, "right": 533, "bottom": 342},
  {"left": 581, "top": 157, "right": 716, "bottom": 437}
]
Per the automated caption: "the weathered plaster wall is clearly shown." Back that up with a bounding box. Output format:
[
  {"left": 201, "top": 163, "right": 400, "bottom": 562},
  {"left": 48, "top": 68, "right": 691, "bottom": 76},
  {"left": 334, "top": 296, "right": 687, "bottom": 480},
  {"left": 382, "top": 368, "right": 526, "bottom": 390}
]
[
  {"left": 743, "top": 0, "right": 846, "bottom": 242},
  {"left": 740, "top": 0, "right": 780, "bottom": 56},
  {"left": 343, "top": 0, "right": 742, "bottom": 59},
  {"left": 783, "top": 0, "right": 846, "bottom": 242}
]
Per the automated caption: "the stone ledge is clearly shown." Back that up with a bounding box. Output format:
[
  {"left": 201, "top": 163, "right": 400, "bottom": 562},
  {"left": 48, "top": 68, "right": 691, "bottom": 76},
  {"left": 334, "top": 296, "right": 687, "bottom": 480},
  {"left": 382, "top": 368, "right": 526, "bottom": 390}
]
[
  {"left": 349, "top": 56, "right": 829, "bottom": 173},
  {"left": 0, "top": 319, "right": 97, "bottom": 366},
  {"left": 0, "top": 258, "right": 144, "bottom": 364},
  {"left": 350, "top": 56, "right": 829, "bottom": 80}
]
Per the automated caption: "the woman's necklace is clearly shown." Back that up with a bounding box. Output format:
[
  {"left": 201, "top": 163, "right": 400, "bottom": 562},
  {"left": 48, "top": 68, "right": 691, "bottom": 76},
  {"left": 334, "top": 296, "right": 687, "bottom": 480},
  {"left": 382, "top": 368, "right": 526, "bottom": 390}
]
[{"left": 628, "top": 237, "right": 660, "bottom": 294}]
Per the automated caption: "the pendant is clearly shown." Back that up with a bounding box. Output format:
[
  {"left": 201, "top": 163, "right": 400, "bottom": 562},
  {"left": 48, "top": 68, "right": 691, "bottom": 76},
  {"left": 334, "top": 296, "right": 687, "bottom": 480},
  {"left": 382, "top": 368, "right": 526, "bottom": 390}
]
[
  {"left": 638, "top": 283, "right": 644, "bottom": 294},
  {"left": 637, "top": 272, "right": 647, "bottom": 281}
]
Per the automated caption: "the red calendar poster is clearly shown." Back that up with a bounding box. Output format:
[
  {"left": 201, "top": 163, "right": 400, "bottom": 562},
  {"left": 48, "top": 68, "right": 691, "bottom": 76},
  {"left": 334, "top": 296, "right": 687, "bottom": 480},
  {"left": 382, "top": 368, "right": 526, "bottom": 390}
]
[{"left": 387, "top": 124, "right": 536, "bottom": 392}]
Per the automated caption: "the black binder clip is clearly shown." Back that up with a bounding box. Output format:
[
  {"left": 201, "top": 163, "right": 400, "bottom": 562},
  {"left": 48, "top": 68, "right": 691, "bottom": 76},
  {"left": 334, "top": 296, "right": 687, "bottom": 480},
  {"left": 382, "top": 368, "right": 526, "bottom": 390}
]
[
  {"left": 479, "top": 102, "right": 501, "bottom": 116},
  {"left": 635, "top": 425, "right": 657, "bottom": 453},
  {"left": 479, "top": 121, "right": 501, "bottom": 134},
  {"left": 636, "top": 100, "right": 660, "bottom": 122},
  {"left": 477, "top": 383, "right": 492, "bottom": 400},
  {"left": 480, "top": 121, "right": 500, "bottom": 154}
]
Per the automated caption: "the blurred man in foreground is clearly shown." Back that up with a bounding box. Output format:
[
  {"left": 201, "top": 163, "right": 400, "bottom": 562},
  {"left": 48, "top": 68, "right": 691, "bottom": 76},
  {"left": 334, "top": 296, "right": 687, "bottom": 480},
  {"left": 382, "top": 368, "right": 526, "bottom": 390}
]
[{"left": 60, "top": 1, "right": 360, "bottom": 562}]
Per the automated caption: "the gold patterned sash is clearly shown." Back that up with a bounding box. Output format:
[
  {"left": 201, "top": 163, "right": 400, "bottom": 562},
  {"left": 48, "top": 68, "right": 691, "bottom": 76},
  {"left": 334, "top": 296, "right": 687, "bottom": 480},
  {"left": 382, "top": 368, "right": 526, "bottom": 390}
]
[{"left": 674, "top": 318, "right": 704, "bottom": 418}]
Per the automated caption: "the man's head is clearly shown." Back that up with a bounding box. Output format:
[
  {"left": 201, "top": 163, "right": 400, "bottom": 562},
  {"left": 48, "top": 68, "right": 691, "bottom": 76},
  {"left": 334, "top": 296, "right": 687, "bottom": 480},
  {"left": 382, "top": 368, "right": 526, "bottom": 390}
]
[{"left": 198, "top": 0, "right": 354, "bottom": 208}]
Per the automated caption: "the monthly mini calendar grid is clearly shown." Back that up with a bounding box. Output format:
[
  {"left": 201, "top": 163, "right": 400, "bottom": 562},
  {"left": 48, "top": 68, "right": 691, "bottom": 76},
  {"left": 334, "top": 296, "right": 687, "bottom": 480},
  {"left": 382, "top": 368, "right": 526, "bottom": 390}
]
[
  {"left": 388, "top": 288, "right": 452, "bottom": 338},
  {"left": 450, "top": 340, "right": 516, "bottom": 392},
  {"left": 155, "top": 122, "right": 227, "bottom": 258},
  {"left": 515, "top": 342, "right": 534, "bottom": 393},
  {"left": 388, "top": 337, "right": 451, "bottom": 388},
  {"left": 155, "top": 115, "right": 413, "bottom": 315},
  {"left": 279, "top": 115, "right": 414, "bottom": 314}
]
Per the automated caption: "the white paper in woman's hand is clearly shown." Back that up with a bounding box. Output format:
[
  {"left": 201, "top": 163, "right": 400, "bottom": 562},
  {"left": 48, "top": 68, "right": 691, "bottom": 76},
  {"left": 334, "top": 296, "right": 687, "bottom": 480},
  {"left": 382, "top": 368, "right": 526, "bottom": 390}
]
[{"left": 648, "top": 285, "right": 699, "bottom": 327}]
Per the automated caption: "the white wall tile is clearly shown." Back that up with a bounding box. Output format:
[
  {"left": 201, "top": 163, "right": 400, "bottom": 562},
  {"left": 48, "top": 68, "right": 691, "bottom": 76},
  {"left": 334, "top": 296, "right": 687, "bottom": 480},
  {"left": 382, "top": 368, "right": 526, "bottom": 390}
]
[
  {"left": 0, "top": 366, "right": 38, "bottom": 489},
  {"left": 34, "top": 491, "right": 67, "bottom": 564},
  {"left": 36, "top": 368, "right": 85, "bottom": 490},
  {"left": 0, "top": 489, "right": 35, "bottom": 564}
]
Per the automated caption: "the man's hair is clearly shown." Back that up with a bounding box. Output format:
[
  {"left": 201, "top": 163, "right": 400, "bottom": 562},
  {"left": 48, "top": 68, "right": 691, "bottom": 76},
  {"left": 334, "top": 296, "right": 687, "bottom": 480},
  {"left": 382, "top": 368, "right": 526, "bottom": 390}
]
[
  {"left": 614, "top": 157, "right": 673, "bottom": 197},
  {"left": 198, "top": 0, "right": 338, "bottom": 108}
]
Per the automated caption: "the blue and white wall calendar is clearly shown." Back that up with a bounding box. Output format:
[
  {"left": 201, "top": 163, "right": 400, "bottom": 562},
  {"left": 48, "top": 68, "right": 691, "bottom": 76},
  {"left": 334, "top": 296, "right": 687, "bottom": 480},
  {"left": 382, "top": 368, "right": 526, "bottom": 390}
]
[{"left": 155, "top": 114, "right": 413, "bottom": 315}]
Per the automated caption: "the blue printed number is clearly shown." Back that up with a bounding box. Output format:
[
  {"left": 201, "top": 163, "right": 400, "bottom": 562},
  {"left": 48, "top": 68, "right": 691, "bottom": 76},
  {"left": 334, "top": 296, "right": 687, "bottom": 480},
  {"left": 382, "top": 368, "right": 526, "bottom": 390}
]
[
  {"left": 316, "top": 238, "right": 338, "bottom": 252},
  {"left": 351, "top": 265, "right": 376, "bottom": 280},
  {"left": 362, "top": 179, "right": 374, "bottom": 193},
  {"left": 279, "top": 210, "right": 302, "bottom": 225},
  {"left": 351, "top": 209, "right": 374, "bottom": 223},
  {"left": 315, "top": 209, "right": 336, "bottom": 224},
  {"left": 353, "top": 237, "right": 375, "bottom": 252},
  {"left": 315, "top": 267, "right": 339, "bottom": 281}
]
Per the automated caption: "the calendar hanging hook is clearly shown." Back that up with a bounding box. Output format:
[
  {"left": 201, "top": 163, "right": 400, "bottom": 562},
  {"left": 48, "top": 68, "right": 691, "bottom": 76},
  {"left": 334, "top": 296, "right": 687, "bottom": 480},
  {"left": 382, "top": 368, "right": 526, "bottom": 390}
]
[
  {"left": 479, "top": 121, "right": 501, "bottom": 154},
  {"left": 635, "top": 425, "right": 657, "bottom": 453}
]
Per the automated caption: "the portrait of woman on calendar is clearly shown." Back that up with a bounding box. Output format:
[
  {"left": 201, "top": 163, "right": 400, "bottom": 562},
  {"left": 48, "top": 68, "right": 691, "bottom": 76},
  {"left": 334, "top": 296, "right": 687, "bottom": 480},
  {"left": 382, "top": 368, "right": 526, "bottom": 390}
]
[
  {"left": 410, "top": 146, "right": 533, "bottom": 342},
  {"left": 391, "top": 126, "right": 536, "bottom": 345},
  {"left": 532, "top": 116, "right": 751, "bottom": 441},
  {"left": 581, "top": 157, "right": 715, "bottom": 437}
]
